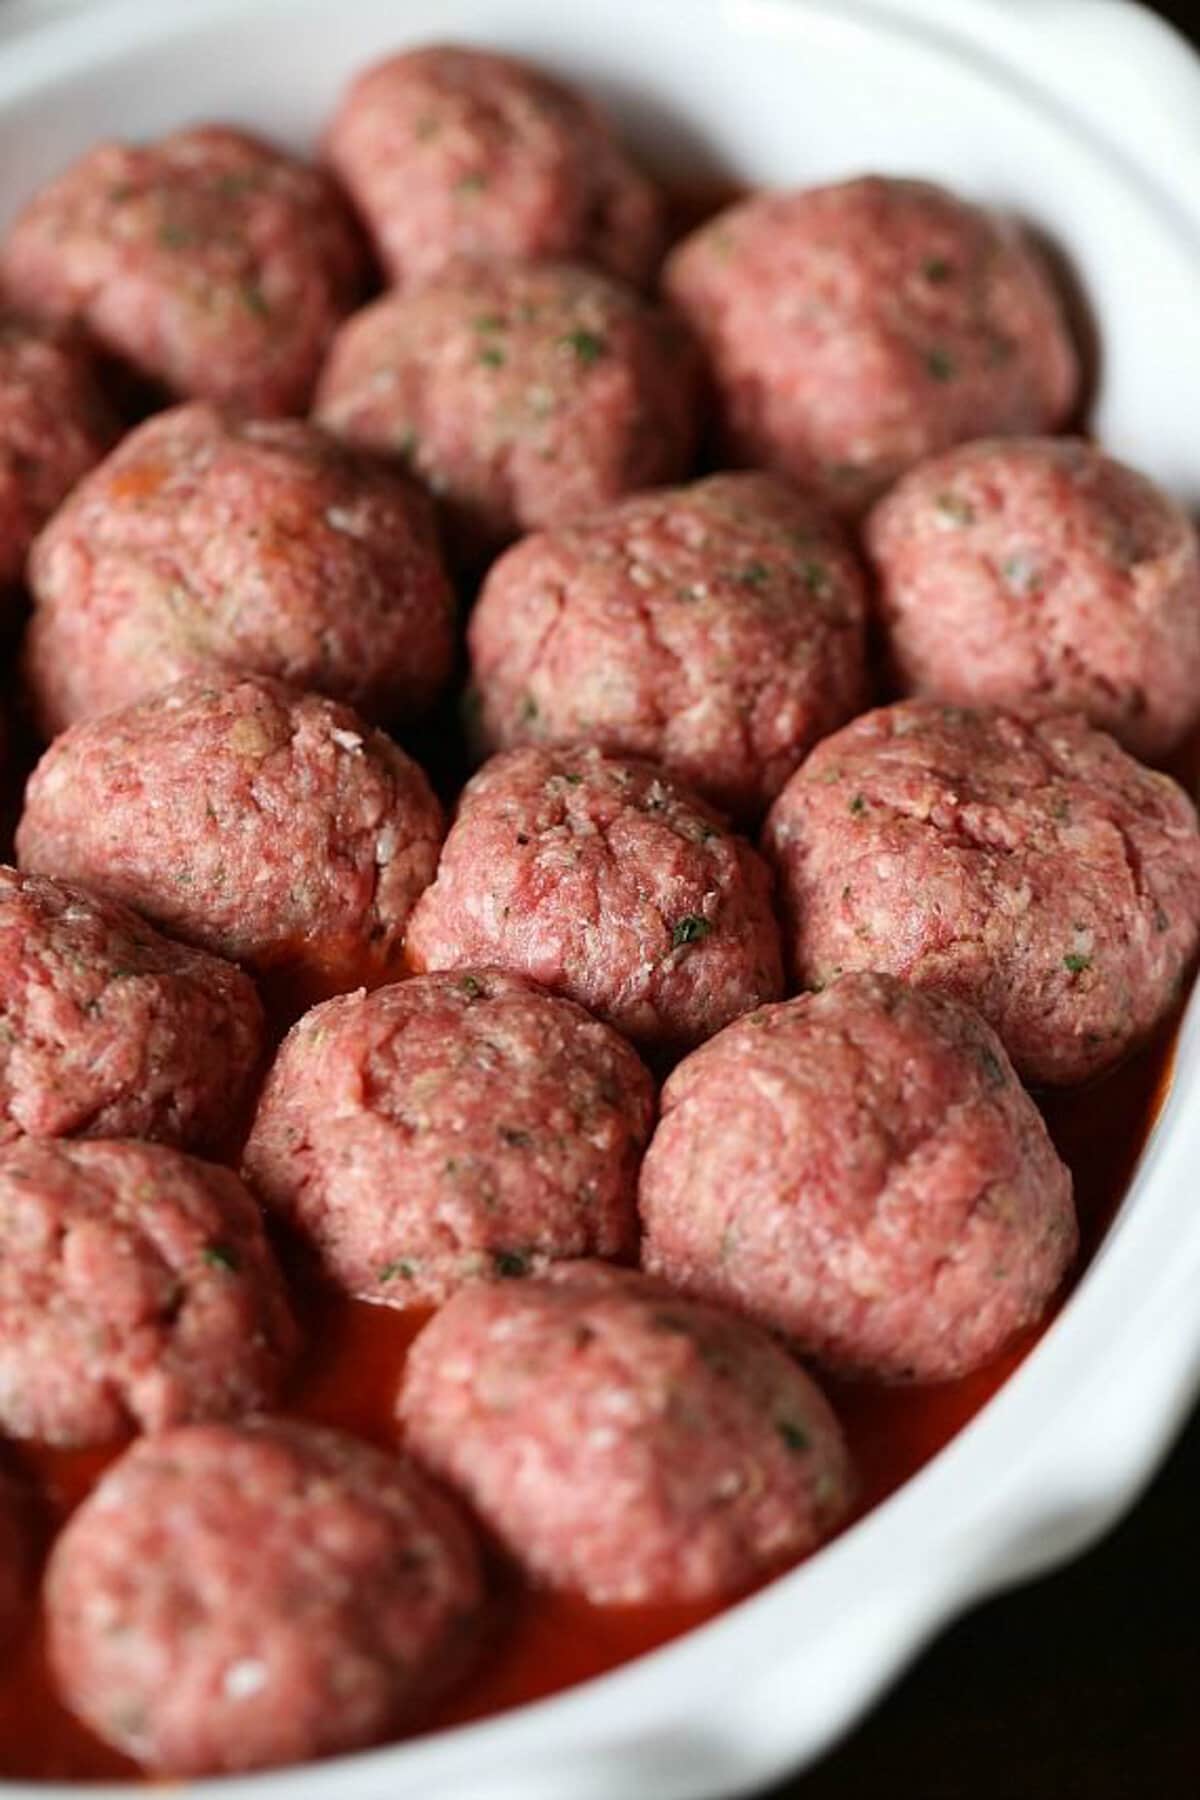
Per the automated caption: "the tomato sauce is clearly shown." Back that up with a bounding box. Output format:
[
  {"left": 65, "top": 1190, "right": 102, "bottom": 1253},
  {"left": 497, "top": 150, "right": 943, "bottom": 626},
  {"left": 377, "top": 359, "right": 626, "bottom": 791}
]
[{"left": 0, "top": 176, "right": 1190, "bottom": 1786}]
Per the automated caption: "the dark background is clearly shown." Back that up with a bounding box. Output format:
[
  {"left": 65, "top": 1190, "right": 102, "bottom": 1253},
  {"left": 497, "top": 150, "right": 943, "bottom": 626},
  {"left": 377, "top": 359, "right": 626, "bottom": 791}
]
[{"left": 774, "top": 5, "right": 1200, "bottom": 1795}]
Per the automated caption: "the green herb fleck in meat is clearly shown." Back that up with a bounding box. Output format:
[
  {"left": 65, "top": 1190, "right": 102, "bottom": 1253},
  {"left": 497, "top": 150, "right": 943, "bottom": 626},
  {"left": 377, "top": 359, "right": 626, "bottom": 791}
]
[
  {"left": 499, "top": 1127, "right": 533, "bottom": 1148},
  {"left": 776, "top": 1419, "right": 810, "bottom": 1453},
  {"left": 479, "top": 344, "right": 506, "bottom": 369},
  {"left": 926, "top": 348, "right": 956, "bottom": 382},
  {"left": 214, "top": 171, "right": 258, "bottom": 200},
  {"left": 935, "top": 492, "right": 974, "bottom": 526},
  {"left": 800, "top": 560, "right": 829, "bottom": 595},
  {"left": 922, "top": 256, "right": 953, "bottom": 283},
  {"left": 203, "top": 1244, "right": 240, "bottom": 1273},
  {"left": 560, "top": 328, "right": 607, "bottom": 365},
  {"left": 848, "top": 793, "right": 867, "bottom": 817},
  {"left": 379, "top": 1259, "right": 417, "bottom": 1283},
  {"left": 672, "top": 915, "right": 712, "bottom": 949},
  {"left": 520, "top": 694, "right": 539, "bottom": 723},
  {"left": 157, "top": 220, "right": 194, "bottom": 250},
  {"left": 239, "top": 281, "right": 270, "bottom": 319},
  {"left": 1064, "top": 952, "right": 1092, "bottom": 975},
  {"left": 737, "top": 561, "right": 771, "bottom": 588},
  {"left": 459, "top": 975, "right": 485, "bottom": 1000},
  {"left": 493, "top": 1249, "right": 530, "bottom": 1278},
  {"left": 455, "top": 172, "right": 487, "bottom": 195}
]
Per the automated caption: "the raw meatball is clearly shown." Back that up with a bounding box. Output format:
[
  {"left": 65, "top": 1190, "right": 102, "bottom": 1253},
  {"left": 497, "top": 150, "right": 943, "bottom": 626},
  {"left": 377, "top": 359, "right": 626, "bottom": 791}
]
[
  {"left": 16, "top": 674, "right": 443, "bottom": 997},
  {"left": 26, "top": 403, "right": 455, "bottom": 736},
  {"left": 763, "top": 700, "right": 1200, "bottom": 1085},
  {"left": 244, "top": 968, "right": 654, "bottom": 1305},
  {"left": 314, "top": 259, "right": 701, "bottom": 561},
  {"left": 0, "top": 1137, "right": 297, "bottom": 1447},
  {"left": 866, "top": 437, "right": 1200, "bottom": 761},
  {"left": 641, "top": 973, "right": 1077, "bottom": 1381},
  {"left": 468, "top": 471, "right": 868, "bottom": 819},
  {"left": 0, "top": 313, "right": 116, "bottom": 593},
  {"left": 1, "top": 125, "right": 364, "bottom": 416},
  {"left": 325, "top": 44, "right": 664, "bottom": 290},
  {"left": 406, "top": 744, "right": 783, "bottom": 1054},
  {"left": 46, "top": 1419, "right": 483, "bottom": 1774},
  {"left": 0, "top": 866, "right": 263, "bottom": 1154},
  {"left": 664, "top": 177, "right": 1079, "bottom": 516},
  {"left": 400, "top": 1260, "right": 852, "bottom": 1604}
]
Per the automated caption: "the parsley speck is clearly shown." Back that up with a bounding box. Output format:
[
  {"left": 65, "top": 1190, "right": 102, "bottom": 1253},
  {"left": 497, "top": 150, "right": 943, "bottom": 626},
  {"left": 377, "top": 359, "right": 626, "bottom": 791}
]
[
  {"left": 560, "top": 328, "right": 607, "bottom": 365},
  {"left": 1064, "top": 952, "right": 1092, "bottom": 975},
  {"left": 379, "top": 1259, "right": 416, "bottom": 1283},
  {"left": 672, "top": 915, "right": 712, "bottom": 949},
  {"left": 493, "top": 1249, "right": 530, "bottom": 1278},
  {"left": 203, "top": 1244, "right": 239, "bottom": 1273},
  {"left": 239, "top": 281, "right": 270, "bottom": 319},
  {"left": 922, "top": 257, "right": 953, "bottom": 283},
  {"left": 849, "top": 793, "right": 867, "bottom": 817},
  {"left": 776, "top": 1420, "right": 810, "bottom": 1453},
  {"left": 935, "top": 492, "right": 974, "bottom": 526},
  {"left": 926, "top": 348, "right": 956, "bottom": 382}
]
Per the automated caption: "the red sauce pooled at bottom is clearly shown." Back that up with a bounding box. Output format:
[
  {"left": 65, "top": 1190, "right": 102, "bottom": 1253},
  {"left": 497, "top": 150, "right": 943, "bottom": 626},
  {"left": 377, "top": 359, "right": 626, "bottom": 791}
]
[{"left": 0, "top": 1012, "right": 1175, "bottom": 1783}]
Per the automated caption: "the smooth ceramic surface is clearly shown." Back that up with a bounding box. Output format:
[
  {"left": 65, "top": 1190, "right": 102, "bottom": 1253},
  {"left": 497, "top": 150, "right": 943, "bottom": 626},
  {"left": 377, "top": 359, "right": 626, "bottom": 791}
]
[{"left": 1, "top": 2, "right": 1199, "bottom": 1794}]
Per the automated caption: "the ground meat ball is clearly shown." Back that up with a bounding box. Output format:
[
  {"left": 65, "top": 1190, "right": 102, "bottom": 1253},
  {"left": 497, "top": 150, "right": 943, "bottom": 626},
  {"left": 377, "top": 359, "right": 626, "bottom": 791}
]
[
  {"left": 0, "top": 313, "right": 116, "bottom": 595},
  {"left": 762, "top": 700, "right": 1200, "bottom": 1085},
  {"left": 406, "top": 744, "right": 783, "bottom": 1054},
  {"left": 0, "top": 866, "right": 262, "bottom": 1154},
  {"left": 866, "top": 437, "right": 1200, "bottom": 761},
  {"left": 1, "top": 126, "right": 364, "bottom": 416},
  {"left": 641, "top": 973, "right": 1076, "bottom": 1382},
  {"left": 468, "top": 472, "right": 869, "bottom": 820},
  {"left": 314, "top": 259, "right": 701, "bottom": 561},
  {"left": 16, "top": 675, "right": 443, "bottom": 996},
  {"left": 400, "top": 1261, "right": 851, "bottom": 1604},
  {"left": 244, "top": 968, "right": 654, "bottom": 1306},
  {"left": 46, "top": 1419, "right": 483, "bottom": 1774},
  {"left": 325, "top": 44, "right": 663, "bottom": 291},
  {"left": 25, "top": 403, "right": 455, "bottom": 737},
  {"left": 0, "top": 1138, "right": 297, "bottom": 1447},
  {"left": 664, "top": 177, "right": 1078, "bottom": 516}
]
